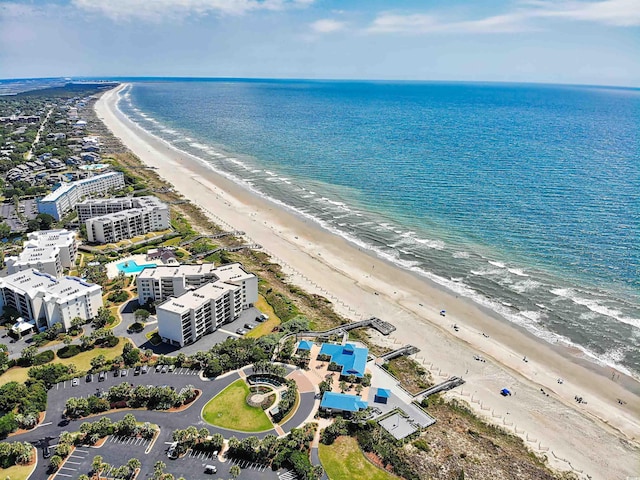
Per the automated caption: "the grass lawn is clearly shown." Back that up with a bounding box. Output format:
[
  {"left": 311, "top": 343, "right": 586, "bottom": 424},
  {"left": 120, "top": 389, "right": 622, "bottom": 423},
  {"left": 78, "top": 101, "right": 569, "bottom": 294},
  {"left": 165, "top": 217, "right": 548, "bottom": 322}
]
[
  {"left": 246, "top": 295, "right": 281, "bottom": 338},
  {"left": 0, "top": 461, "right": 36, "bottom": 480},
  {"left": 319, "top": 436, "right": 398, "bottom": 480},
  {"left": 202, "top": 379, "right": 273, "bottom": 432},
  {"left": 0, "top": 340, "right": 127, "bottom": 384}
]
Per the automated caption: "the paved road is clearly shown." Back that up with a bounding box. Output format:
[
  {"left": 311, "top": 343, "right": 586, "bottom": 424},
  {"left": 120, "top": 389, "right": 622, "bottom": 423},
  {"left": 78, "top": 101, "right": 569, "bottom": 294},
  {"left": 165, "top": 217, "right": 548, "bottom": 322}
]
[{"left": 11, "top": 366, "right": 317, "bottom": 479}]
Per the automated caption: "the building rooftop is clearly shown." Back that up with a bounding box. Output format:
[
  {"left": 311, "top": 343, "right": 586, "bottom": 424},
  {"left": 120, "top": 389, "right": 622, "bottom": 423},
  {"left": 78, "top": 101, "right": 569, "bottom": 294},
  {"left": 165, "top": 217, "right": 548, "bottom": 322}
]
[
  {"left": 319, "top": 343, "right": 369, "bottom": 377},
  {"left": 157, "top": 280, "right": 239, "bottom": 314},
  {"left": 26, "top": 229, "right": 75, "bottom": 248},
  {"left": 297, "top": 340, "right": 314, "bottom": 351},
  {"left": 0, "top": 269, "right": 99, "bottom": 299},
  {"left": 138, "top": 263, "right": 218, "bottom": 280},
  {"left": 9, "top": 245, "right": 59, "bottom": 264},
  {"left": 40, "top": 171, "right": 122, "bottom": 202},
  {"left": 320, "top": 392, "right": 368, "bottom": 412}
]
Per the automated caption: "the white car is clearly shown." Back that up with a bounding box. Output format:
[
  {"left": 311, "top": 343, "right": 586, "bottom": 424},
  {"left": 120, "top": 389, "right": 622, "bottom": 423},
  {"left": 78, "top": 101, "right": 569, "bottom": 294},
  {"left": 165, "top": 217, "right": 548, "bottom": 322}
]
[{"left": 71, "top": 378, "right": 79, "bottom": 387}]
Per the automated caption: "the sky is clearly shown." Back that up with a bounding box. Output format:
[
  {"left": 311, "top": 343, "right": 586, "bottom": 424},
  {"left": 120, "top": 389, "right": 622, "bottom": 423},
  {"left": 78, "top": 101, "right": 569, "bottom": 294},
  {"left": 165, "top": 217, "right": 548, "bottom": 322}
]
[{"left": 0, "top": 0, "right": 639, "bottom": 86}]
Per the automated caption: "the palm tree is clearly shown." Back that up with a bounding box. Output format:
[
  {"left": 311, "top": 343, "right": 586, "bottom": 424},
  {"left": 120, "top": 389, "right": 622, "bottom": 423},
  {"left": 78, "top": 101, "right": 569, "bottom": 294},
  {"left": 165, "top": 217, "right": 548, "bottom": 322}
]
[
  {"left": 127, "top": 458, "right": 141, "bottom": 473},
  {"left": 230, "top": 464, "right": 241, "bottom": 478}
]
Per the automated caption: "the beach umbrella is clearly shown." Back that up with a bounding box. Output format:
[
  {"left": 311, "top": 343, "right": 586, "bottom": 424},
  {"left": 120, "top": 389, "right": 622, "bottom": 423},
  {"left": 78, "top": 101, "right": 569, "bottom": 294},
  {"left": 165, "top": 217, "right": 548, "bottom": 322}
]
[{"left": 500, "top": 388, "right": 511, "bottom": 396}]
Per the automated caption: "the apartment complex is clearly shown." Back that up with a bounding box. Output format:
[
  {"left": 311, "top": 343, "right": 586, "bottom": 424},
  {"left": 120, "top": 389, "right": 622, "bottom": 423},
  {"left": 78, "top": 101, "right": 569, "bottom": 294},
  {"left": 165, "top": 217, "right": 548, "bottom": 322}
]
[
  {"left": 37, "top": 171, "right": 125, "bottom": 220},
  {"left": 157, "top": 280, "right": 244, "bottom": 347},
  {"left": 0, "top": 269, "right": 103, "bottom": 331},
  {"left": 5, "top": 229, "right": 77, "bottom": 278},
  {"left": 137, "top": 263, "right": 258, "bottom": 347},
  {"left": 77, "top": 196, "right": 167, "bottom": 222},
  {"left": 82, "top": 196, "right": 170, "bottom": 244}
]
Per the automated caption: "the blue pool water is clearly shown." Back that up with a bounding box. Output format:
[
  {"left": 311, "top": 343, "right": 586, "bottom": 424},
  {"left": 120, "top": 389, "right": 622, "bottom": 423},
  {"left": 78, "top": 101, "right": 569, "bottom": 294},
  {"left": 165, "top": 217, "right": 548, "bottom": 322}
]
[
  {"left": 116, "top": 260, "right": 157, "bottom": 274},
  {"left": 116, "top": 79, "right": 640, "bottom": 377}
]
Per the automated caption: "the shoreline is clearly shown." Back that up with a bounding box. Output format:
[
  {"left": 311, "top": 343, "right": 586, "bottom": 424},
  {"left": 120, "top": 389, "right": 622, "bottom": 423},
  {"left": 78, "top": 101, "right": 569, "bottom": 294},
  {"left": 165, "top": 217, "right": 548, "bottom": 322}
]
[{"left": 96, "top": 84, "right": 640, "bottom": 479}]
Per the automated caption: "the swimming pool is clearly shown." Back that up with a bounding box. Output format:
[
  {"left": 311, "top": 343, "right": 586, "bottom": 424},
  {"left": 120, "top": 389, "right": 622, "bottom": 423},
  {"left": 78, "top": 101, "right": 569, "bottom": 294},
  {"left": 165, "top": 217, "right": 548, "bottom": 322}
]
[
  {"left": 79, "top": 164, "right": 108, "bottom": 171},
  {"left": 116, "top": 260, "right": 156, "bottom": 274}
]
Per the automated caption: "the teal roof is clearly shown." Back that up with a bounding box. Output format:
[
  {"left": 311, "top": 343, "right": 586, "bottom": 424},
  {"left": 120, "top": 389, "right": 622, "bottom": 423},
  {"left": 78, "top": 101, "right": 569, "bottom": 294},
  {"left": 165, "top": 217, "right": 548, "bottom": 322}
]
[
  {"left": 320, "top": 392, "right": 368, "bottom": 412},
  {"left": 376, "top": 388, "right": 391, "bottom": 398},
  {"left": 297, "top": 340, "right": 314, "bottom": 350},
  {"left": 319, "top": 343, "right": 368, "bottom": 377}
]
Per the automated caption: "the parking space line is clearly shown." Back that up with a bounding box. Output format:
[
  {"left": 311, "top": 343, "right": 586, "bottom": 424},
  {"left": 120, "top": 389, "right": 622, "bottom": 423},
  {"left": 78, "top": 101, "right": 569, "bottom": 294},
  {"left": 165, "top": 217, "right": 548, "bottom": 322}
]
[
  {"left": 74, "top": 449, "right": 89, "bottom": 453},
  {"left": 65, "top": 461, "right": 82, "bottom": 465},
  {"left": 55, "top": 473, "right": 73, "bottom": 478}
]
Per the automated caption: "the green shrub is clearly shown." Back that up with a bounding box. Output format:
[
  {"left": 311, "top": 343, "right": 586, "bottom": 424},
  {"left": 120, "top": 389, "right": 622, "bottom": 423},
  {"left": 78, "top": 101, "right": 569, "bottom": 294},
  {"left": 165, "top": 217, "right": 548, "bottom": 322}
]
[
  {"left": 33, "top": 350, "right": 54, "bottom": 365},
  {"left": 413, "top": 439, "right": 431, "bottom": 453},
  {"left": 57, "top": 345, "right": 81, "bottom": 359},
  {"left": 128, "top": 322, "right": 144, "bottom": 333}
]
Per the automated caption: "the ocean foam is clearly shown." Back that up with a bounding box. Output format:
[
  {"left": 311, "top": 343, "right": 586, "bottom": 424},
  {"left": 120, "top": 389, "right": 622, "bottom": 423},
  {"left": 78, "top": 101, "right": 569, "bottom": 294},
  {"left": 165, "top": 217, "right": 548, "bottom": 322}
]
[{"left": 551, "top": 288, "right": 640, "bottom": 329}]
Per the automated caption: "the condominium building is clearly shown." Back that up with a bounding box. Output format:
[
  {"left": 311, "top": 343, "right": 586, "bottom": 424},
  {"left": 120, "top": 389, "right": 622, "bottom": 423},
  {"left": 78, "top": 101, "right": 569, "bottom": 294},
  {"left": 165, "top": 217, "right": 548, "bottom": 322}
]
[
  {"left": 137, "top": 263, "right": 258, "bottom": 306},
  {"left": 5, "top": 229, "right": 77, "bottom": 278},
  {"left": 76, "top": 196, "right": 167, "bottom": 222},
  {"left": 157, "top": 280, "right": 243, "bottom": 347},
  {"left": 0, "top": 269, "right": 103, "bottom": 331},
  {"left": 80, "top": 196, "right": 169, "bottom": 244},
  {"left": 38, "top": 171, "right": 125, "bottom": 220},
  {"left": 140, "top": 262, "right": 258, "bottom": 347}
]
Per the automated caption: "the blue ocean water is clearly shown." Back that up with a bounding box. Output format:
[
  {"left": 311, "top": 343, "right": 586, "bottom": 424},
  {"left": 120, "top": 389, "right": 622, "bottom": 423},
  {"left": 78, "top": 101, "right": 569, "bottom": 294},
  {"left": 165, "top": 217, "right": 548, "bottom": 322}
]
[{"left": 117, "top": 79, "right": 640, "bottom": 377}]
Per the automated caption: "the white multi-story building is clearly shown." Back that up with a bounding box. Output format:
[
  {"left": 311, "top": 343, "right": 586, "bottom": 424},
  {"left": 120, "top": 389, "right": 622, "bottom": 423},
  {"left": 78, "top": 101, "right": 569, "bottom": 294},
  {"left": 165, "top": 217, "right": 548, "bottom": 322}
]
[
  {"left": 37, "top": 171, "right": 125, "bottom": 220},
  {"left": 0, "top": 269, "right": 103, "bottom": 331},
  {"left": 157, "top": 281, "right": 243, "bottom": 347},
  {"left": 136, "top": 263, "right": 257, "bottom": 306},
  {"left": 139, "top": 263, "right": 258, "bottom": 347},
  {"left": 5, "top": 229, "right": 77, "bottom": 278},
  {"left": 85, "top": 200, "right": 170, "bottom": 244},
  {"left": 76, "top": 196, "right": 167, "bottom": 223}
]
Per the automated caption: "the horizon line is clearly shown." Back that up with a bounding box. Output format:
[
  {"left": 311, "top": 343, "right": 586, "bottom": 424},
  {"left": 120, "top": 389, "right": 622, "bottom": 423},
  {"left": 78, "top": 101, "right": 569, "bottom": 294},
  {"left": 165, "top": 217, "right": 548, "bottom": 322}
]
[{"left": 1, "top": 75, "right": 639, "bottom": 91}]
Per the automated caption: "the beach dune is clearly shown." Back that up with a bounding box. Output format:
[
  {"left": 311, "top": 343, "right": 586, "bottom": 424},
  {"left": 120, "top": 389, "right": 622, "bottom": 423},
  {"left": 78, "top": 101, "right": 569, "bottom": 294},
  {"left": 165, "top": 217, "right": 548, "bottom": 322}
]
[{"left": 96, "top": 84, "right": 640, "bottom": 479}]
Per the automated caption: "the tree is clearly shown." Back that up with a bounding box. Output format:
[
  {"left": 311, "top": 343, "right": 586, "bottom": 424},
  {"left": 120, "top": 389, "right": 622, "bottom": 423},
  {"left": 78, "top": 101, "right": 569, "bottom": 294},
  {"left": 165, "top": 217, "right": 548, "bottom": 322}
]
[
  {"left": 134, "top": 309, "right": 150, "bottom": 324},
  {"left": 0, "top": 222, "right": 10, "bottom": 239},
  {"left": 91, "top": 455, "right": 104, "bottom": 474},
  {"left": 62, "top": 335, "right": 72, "bottom": 346},
  {"left": 20, "top": 345, "right": 38, "bottom": 365},
  {"left": 90, "top": 354, "right": 106, "bottom": 370},
  {"left": 92, "top": 307, "right": 112, "bottom": 328},
  {"left": 230, "top": 464, "right": 241, "bottom": 478},
  {"left": 339, "top": 381, "right": 347, "bottom": 393},
  {"left": 50, "top": 455, "right": 63, "bottom": 470},
  {"left": 127, "top": 457, "right": 141, "bottom": 472}
]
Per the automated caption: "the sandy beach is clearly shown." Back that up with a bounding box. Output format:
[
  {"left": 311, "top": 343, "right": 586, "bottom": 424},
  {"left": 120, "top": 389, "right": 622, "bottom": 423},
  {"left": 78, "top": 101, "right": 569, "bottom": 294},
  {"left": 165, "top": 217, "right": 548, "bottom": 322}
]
[{"left": 96, "top": 84, "right": 639, "bottom": 479}]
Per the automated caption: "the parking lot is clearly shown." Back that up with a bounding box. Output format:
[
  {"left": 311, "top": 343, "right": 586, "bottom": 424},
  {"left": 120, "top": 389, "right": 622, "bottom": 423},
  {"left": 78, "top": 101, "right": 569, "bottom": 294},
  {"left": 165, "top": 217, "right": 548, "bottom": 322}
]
[
  {"left": 53, "top": 367, "right": 202, "bottom": 392},
  {"left": 52, "top": 446, "right": 91, "bottom": 479}
]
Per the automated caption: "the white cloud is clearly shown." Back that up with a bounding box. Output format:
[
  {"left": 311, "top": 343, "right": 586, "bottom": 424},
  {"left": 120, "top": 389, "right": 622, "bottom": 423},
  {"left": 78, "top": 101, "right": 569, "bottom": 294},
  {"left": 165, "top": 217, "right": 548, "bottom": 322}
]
[
  {"left": 366, "top": 0, "right": 640, "bottom": 35},
  {"left": 529, "top": 0, "right": 640, "bottom": 26},
  {"left": 311, "top": 18, "right": 347, "bottom": 33},
  {"left": 71, "top": 0, "right": 315, "bottom": 22}
]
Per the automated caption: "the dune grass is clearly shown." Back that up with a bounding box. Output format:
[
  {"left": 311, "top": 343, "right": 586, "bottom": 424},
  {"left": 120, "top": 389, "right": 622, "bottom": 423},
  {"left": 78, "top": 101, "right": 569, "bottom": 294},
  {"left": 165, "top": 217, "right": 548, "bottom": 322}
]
[
  {"left": 319, "top": 436, "right": 398, "bottom": 480},
  {"left": 202, "top": 379, "right": 273, "bottom": 432},
  {"left": 246, "top": 295, "right": 281, "bottom": 338}
]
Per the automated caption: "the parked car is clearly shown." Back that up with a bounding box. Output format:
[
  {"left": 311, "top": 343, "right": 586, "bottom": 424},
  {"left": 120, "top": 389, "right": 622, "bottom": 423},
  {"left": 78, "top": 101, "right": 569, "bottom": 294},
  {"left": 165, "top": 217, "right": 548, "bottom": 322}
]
[
  {"left": 161, "top": 365, "right": 169, "bottom": 374},
  {"left": 120, "top": 369, "right": 128, "bottom": 377},
  {"left": 259, "top": 313, "right": 269, "bottom": 321},
  {"left": 134, "top": 366, "right": 141, "bottom": 376},
  {"left": 43, "top": 446, "right": 51, "bottom": 459},
  {"left": 98, "top": 371, "right": 106, "bottom": 382},
  {"left": 85, "top": 374, "right": 92, "bottom": 383},
  {"left": 244, "top": 323, "right": 255, "bottom": 330},
  {"left": 113, "top": 369, "right": 120, "bottom": 377},
  {"left": 236, "top": 328, "right": 247, "bottom": 335},
  {"left": 168, "top": 364, "right": 176, "bottom": 372},
  {"left": 155, "top": 364, "right": 163, "bottom": 373},
  {"left": 167, "top": 442, "right": 178, "bottom": 459},
  {"left": 71, "top": 378, "right": 79, "bottom": 387},
  {"left": 204, "top": 465, "right": 217, "bottom": 474},
  {"left": 141, "top": 365, "right": 149, "bottom": 374}
]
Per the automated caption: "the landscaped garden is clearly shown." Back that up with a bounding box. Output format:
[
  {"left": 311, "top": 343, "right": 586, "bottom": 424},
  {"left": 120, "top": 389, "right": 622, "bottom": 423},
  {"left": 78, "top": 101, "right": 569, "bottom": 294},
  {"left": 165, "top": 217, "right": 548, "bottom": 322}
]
[
  {"left": 201, "top": 379, "right": 273, "bottom": 432},
  {"left": 318, "top": 436, "right": 398, "bottom": 480}
]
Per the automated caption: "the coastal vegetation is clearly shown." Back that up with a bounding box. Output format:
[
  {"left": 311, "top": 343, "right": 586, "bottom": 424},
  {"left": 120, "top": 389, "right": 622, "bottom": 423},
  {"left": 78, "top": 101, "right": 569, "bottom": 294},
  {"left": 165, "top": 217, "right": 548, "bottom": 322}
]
[{"left": 319, "top": 436, "right": 398, "bottom": 480}]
